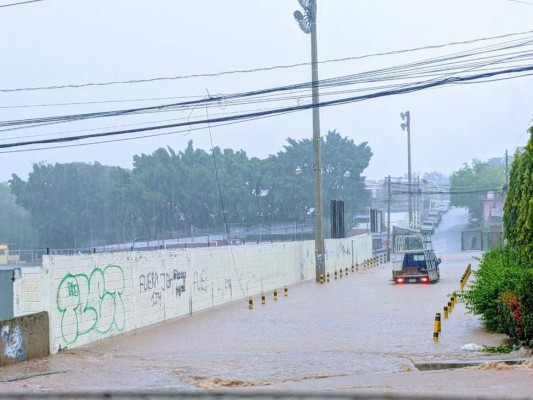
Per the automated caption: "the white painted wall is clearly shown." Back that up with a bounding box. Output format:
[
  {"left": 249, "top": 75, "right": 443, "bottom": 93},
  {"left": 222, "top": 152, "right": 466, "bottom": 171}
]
[{"left": 14, "top": 237, "right": 372, "bottom": 354}]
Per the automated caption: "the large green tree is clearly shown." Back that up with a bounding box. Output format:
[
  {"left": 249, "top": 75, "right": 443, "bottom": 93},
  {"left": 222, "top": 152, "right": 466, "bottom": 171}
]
[
  {"left": 262, "top": 130, "right": 372, "bottom": 226},
  {"left": 10, "top": 162, "right": 128, "bottom": 248},
  {"left": 9, "top": 131, "right": 373, "bottom": 247},
  {"left": 449, "top": 159, "right": 505, "bottom": 220},
  {"left": 0, "top": 183, "right": 36, "bottom": 248},
  {"left": 503, "top": 127, "right": 533, "bottom": 263}
]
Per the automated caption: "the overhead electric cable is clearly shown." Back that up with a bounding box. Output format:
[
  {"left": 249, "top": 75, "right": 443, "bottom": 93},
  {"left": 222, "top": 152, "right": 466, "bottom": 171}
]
[
  {"left": 0, "top": 110, "right": 296, "bottom": 154},
  {"left": 1, "top": 29, "right": 533, "bottom": 93},
  {"left": 1, "top": 63, "right": 532, "bottom": 150},
  {"left": 2, "top": 36, "right": 532, "bottom": 130},
  {"left": 0, "top": 0, "right": 44, "bottom": 8}
]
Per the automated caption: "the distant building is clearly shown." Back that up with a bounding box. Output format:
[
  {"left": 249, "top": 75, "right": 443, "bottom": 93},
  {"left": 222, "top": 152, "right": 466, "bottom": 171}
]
[{"left": 482, "top": 191, "right": 504, "bottom": 223}]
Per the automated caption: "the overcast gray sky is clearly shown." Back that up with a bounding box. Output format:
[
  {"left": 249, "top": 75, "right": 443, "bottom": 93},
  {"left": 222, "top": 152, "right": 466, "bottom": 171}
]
[{"left": 0, "top": 0, "right": 532, "bottom": 183}]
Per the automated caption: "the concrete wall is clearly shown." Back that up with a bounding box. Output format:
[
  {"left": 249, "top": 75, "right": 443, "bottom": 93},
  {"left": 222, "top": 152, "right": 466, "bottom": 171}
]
[
  {"left": 13, "top": 236, "right": 372, "bottom": 354},
  {"left": 0, "top": 270, "right": 14, "bottom": 321},
  {"left": 0, "top": 311, "right": 49, "bottom": 367},
  {"left": 13, "top": 266, "right": 46, "bottom": 318}
]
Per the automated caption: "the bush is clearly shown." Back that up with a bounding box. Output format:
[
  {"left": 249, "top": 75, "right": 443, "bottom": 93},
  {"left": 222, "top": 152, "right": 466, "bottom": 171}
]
[{"left": 461, "top": 246, "right": 533, "bottom": 344}]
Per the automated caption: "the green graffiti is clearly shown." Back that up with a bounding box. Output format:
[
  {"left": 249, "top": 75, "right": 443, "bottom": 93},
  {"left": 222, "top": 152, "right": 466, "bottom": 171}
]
[{"left": 56, "top": 265, "right": 126, "bottom": 345}]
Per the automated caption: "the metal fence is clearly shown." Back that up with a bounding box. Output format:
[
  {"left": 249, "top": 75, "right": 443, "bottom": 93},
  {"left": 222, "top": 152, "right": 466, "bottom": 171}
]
[{"left": 461, "top": 229, "right": 503, "bottom": 251}]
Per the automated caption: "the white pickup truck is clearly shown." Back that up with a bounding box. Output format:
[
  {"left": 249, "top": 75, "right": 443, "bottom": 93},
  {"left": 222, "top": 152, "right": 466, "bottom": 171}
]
[{"left": 392, "top": 249, "right": 441, "bottom": 284}]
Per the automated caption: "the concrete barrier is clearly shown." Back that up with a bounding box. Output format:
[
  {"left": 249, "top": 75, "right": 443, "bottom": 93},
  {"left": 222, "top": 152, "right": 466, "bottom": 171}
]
[
  {"left": 11, "top": 236, "right": 372, "bottom": 355},
  {"left": 0, "top": 311, "right": 49, "bottom": 367}
]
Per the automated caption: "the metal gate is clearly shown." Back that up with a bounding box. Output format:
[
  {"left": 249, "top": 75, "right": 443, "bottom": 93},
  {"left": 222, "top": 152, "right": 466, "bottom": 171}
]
[{"left": 461, "top": 229, "right": 503, "bottom": 251}]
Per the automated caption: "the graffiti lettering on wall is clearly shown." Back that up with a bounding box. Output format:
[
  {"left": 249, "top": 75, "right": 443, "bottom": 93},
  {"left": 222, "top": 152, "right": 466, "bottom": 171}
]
[
  {"left": 1, "top": 325, "right": 25, "bottom": 361},
  {"left": 138, "top": 269, "right": 187, "bottom": 307},
  {"left": 225, "top": 278, "right": 233, "bottom": 298},
  {"left": 56, "top": 264, "right": 125, "bottom": 345},
  {"left": 193, "top": 270, "right": 208, "bottom": 293}
]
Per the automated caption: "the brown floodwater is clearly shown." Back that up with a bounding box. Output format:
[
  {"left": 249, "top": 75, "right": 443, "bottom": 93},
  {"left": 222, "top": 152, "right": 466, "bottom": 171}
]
[{"left": 1, "top": 212, "right": 532, "bottom": 398}]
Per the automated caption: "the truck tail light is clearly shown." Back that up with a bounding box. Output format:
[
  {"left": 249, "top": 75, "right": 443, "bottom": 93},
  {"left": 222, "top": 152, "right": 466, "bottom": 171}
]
[{"left": 396, "top": 278, "right": 405, "bottom": 284}]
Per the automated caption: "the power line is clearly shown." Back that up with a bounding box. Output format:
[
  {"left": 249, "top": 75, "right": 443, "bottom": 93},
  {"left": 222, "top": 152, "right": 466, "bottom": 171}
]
[
  {"left": 0, "top": 0, "right": 44, "bottom": 8},
  {"left": 2, "top": 37, "right": 532, "bottom": 130},
  {"left": 508, "top": 0, "right": 533, "bottom": 5},
  {"left": 0, "top": 109, "right": 296, "bottom": 154},
  {"left": 1, "top": 63, "right": 532, "bottom": 151},
  {"left": 1, "top": 29, "right": 533, "bottom": 93}
]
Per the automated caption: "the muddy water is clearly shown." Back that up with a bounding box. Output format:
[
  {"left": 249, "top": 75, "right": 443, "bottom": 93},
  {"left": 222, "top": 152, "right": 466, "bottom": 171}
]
[{"left": 1, "top": 209, "right": 532, "bottom": 397}]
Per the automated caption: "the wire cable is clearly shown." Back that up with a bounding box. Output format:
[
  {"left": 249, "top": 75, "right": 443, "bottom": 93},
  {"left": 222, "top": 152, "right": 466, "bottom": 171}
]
[
  {"left": 2, "top": 39, "right": 532, "bottom": 131},
  {"left": 204, "top": 90, "right": 246, "bottom": 297},
  {"left": 2, "top": 29, "right": 533, "bottom": 93},
  {"left": 0, "top": 0, "right": 44, "bottom": 8},
  {"left": 2, "top": 63, "right": 532, "bottom": 150}
]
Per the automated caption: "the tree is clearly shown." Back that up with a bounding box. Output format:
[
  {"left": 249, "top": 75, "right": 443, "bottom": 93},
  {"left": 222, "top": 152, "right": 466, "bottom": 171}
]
[
  {"left": 449, "top": 159, "right": 505, "bottom": 220},
  {"left": 0, "top": 183, "right": 36, "bottom": 248},
  {"left": 422, "top": 171, "right": 449, "bottom": 186},
  {"left": 503, "top": 126, "right": 533, "bottom": 263},
  {"left": 10, "top": 162, "right": 127, "bottom": 248},
  {"left": 8, "top": 131, "right": 374, "bottom": 247},
  {"left": 262, "top": 130, "right": 372, "bottom": 227}
]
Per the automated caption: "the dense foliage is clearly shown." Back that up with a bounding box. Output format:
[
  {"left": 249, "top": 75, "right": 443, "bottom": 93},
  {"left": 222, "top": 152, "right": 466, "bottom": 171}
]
[
  {"left": 503, "top": 127, "right": 533, "bottom": 264},
  {"left": 0, "top": 183, "right": 37, "bottom": 248},
  {"left": 462, "top": 127, "right": 533, "bottom": 345},
  {"left": 449, "top": 160, "right": 505, "bottom": 220},
  {"left": 462, "top": 247, "right": 533, "bottom": 344},
  {"left": 7, "top": 130, "right": 372, "bottom": 248}
]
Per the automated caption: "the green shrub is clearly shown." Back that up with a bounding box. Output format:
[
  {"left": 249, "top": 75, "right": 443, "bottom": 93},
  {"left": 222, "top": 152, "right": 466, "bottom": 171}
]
[{"left": 462, "top": 246, "right": 533, "bottom": 344}]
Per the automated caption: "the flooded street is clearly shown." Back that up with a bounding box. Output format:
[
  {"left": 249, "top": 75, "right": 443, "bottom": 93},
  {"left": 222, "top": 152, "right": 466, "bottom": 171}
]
[{"left": 1, "top": 208, "right": 532, "bottom": 398}]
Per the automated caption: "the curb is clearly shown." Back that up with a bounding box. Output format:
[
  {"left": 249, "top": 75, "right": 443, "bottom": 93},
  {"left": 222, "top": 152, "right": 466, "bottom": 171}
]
[{"left": 414, "top": 357, "right": 532, "bottom": 371}]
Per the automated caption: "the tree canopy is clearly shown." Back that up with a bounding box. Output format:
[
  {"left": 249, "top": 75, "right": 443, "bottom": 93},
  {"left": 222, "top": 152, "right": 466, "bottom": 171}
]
[
  {"left": 9, "top": 130, "right": 373, "bottom": 248},
  {"left": 449, "top": 159, "right": 506, "bottom": 220},
  {"left": 0, "top": 183, "right": 36, "bottom": 247},
  {"left": 503, "top": 126, "right": 533, "bottom": 263}
]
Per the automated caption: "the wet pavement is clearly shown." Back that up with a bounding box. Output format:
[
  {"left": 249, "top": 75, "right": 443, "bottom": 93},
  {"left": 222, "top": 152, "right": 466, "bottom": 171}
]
[{"left": 1, "top": 208, "right": 532, "bottom": 398}]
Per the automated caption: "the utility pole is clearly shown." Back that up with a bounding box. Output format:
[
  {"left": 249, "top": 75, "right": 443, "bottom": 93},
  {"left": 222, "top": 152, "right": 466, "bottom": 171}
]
[
  {"left": 503, "top": 149, "right": 509, "bottom": 244},
  {"left": 416, "top": 175, "right": 420, "bottom": 229},
  {"left": 400, "top": 111, "right": 412, "bottom": 229},
  {"left": 387, "top": 175, "right": 391, "bottom": 262},
  {"left": 294, "top": 0, "right": 324, "bottom": 282}
]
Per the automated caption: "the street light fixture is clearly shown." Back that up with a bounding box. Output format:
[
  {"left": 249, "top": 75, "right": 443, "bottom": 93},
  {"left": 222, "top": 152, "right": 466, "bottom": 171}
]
[
  {"left": 294, "top": 0, "right": 325, "bottom": 283},
  {"left": 400, "top": 111, "right": 413, "bottom": 229}
]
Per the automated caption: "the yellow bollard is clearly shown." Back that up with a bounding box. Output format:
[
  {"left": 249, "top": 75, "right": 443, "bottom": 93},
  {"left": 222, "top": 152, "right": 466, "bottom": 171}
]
[
  {"left": 334, "top": 270, "right": 338, "bottom": 280},
  {"left": 448, "top": 300, "right": 452, "bottom": 313},
  {"left": 340, "top": 268, "right": 343, "bottom": 278},
  {"left": 352, "top": 264, "right": 354, "bottom": 273},
  {"left": 320, "top": 274, "right": 324, "bottom": 284},
  {"left": 433, "top": 313, "right": 440, "bottom": 342},
  {"left": 274, "top": 289, "right": 278, "bottom": 301},
  {"left": 356, "top": 263, "right": 359, "bottom": 272},
  {"left": 327, "top": 272, "right": 330, "bottom": 283},
  {"left": 248, "top": 296, "right": 253, "bottom": 309},
  {"left": 261, "top": 292, "right": 265, "bottom": 305},
  {"left": 345, "top": 267, "right": 348, "bottom": 276},
  {"left": 443, "top": 305, "right": 448, "bottom": 319},
  {"left": 436, "top": 312, "right": 441, "bottom": 333},
  {"left": 284, "top": 286, "right": 288, "bottom": 296}
]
